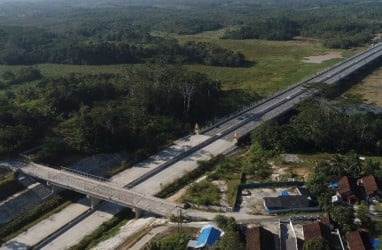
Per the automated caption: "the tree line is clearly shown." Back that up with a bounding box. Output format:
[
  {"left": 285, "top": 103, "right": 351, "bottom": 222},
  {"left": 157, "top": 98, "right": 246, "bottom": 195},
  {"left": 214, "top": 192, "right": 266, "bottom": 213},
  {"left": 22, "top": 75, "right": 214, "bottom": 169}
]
[
  {"left": 0, "top": 26, "right": 245, "bottom": 67},
  {"left": 1, "top": 0, "right": 382, "bottom": 51},
  {"left": 223, "top": 14, "right": 379, "bottom": 49}
]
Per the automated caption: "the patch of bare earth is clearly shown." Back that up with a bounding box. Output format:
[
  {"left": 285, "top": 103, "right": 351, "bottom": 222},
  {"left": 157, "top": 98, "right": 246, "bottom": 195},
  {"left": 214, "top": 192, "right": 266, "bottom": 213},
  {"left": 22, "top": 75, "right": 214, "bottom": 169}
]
[{"left": 303, "top": 52, "right": 343, "bottom": 64}]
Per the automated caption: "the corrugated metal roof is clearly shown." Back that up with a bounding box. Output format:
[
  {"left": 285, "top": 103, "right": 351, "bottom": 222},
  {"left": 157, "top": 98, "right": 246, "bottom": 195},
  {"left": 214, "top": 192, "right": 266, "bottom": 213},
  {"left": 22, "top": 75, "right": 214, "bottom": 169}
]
[{"left": 195, "top": 225, "right": 222, "bottom": 248}]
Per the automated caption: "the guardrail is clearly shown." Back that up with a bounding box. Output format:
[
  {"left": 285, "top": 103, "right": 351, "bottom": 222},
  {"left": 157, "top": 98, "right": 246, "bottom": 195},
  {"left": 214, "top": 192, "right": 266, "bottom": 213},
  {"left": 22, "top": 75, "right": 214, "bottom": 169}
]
[{"left": 60, "top": 166, "right": 109, "bottom": 182}]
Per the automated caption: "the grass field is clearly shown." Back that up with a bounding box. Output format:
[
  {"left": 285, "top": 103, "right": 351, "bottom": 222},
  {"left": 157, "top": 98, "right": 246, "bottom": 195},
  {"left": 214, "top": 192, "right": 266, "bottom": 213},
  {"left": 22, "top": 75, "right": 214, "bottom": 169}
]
[
  {"left": 174, "top": 30, "right": 355, "bottom": 96},
  {"left": 345, "top": 65, "right": 382, "bottom": 107}
]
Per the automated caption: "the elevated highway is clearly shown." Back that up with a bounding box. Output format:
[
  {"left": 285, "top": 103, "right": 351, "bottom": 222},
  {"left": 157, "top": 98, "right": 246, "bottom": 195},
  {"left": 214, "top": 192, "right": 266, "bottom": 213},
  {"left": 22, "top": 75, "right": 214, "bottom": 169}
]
[{"left": 203, "top": 43, "right": 382, "bottom": 139}]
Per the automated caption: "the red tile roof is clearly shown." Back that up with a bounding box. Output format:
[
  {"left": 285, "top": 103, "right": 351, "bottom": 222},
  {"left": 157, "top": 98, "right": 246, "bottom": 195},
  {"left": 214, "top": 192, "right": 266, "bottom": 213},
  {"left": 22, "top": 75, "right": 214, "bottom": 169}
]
[
  {"left": 360, "top": 175, "right": 378, "bottom": 196},
  {"left": 338, "top": 176, "right": 352, "bottom": 195},
  {"left": 346, "top": 231, "right": 372, "bottom": 250},
  {"left": 303, "top": 221, "right": 332, "bottom": 241}
]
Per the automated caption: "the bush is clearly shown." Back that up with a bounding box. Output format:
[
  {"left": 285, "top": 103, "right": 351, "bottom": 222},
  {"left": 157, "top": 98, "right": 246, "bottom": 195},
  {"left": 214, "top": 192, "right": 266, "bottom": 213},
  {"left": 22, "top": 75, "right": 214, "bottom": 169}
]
[{"left": 182, "top": 180, "right": 220, "bottom": 206}]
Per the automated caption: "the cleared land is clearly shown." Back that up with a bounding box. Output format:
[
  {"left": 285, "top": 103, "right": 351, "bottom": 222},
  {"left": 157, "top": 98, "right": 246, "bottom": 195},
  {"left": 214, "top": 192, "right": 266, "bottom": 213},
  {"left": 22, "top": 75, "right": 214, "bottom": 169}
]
[
  {"left": 345, "top": 65, "right": 382, "bottom": 107},
  {"left": 174, "top": 30, "right": 353, "bottom": 96}
]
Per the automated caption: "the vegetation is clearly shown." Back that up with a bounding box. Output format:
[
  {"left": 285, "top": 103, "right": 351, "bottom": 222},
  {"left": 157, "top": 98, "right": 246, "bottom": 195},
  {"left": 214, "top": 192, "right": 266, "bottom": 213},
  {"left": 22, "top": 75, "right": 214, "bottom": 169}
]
[
  {"left": 0, "top": 63, "right": 239, "bottom": 158},
  {"left": 302, "top": 236, "right": 330, "bottom": 250},
  {"left": 213, "top": 215, "right": 245, "bottom": 250},
  {"left": 176, "top": 31, "right": 350, "bottom": 95},
  {"left": 252, "top": 99, "right": 382, "bottom": 154},
  {"left": 144, "top": 228, "right": 198, "bottom": 250},
  {"left": 182, "top": 180, "right": 221, "bottom": 206},
  {"left": 70, "top": 209, "right": 134, "bottom": 250},
  {"left": 0, "top": 24, "right": 245, "bottom": 67}
]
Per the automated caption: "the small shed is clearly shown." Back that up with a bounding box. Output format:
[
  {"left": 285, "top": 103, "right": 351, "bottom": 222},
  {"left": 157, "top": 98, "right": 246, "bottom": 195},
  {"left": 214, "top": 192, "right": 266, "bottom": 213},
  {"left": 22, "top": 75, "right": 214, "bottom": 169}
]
[
  {"left": 194, "top": 225, "right": 223, "bottom": 249},
  {"left": 281, "top": 190, "right": 289, "bottom": 196}
]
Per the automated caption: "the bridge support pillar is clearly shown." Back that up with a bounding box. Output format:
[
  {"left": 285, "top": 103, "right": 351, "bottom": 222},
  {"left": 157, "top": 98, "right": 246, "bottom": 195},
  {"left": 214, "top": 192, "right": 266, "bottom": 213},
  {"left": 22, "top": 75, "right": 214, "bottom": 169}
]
[
  {"left": 133, "top": 208, "right": 143, "bottom": 218},
  {"left": 47, "top": 182, "right": 58, "bottom": 194},
  {"left": 89, "top": 196, "right": 101, "bottom": 209}
]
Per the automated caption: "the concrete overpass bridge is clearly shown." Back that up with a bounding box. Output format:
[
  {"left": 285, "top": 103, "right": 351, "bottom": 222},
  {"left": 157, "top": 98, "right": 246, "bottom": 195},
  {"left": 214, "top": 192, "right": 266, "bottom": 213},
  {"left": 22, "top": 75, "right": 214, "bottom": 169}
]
[{"left": 16, "top": 162, "right": 180, "bottom": 218}]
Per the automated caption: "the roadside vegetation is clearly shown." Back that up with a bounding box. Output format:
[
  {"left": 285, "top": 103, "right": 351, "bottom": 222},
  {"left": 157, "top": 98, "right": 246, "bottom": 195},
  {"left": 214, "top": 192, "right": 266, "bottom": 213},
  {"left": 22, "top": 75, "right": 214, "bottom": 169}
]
[{"left": 144, "top": 227, "right": 199, "bottom": 250}]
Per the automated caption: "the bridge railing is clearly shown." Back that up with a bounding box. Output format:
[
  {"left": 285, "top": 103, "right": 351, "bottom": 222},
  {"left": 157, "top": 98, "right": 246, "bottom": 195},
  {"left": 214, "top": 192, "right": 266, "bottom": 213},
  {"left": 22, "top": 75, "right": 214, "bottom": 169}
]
[{"left": 60, "top": 166, "right": 109, "bottom": 182}]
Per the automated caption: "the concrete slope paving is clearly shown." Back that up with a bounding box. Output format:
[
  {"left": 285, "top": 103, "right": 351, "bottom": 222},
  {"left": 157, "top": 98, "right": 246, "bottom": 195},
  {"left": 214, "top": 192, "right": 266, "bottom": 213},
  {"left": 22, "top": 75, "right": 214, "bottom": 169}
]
[
  {"left": 40, "top": 202, "right": 122, "bottom": 250},
  {"left": 2, "top": 198, "right": 90, "bottom": 249},
  {"left": 111, "top": 134, "right": 211, "bottom": 186}
]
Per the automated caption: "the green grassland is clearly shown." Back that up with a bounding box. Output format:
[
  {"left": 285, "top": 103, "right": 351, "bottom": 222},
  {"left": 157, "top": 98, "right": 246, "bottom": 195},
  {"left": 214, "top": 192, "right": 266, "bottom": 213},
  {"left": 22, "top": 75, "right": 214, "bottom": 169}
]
[{"left": 174, "top": 30, "right": 355, "bottom": 96}]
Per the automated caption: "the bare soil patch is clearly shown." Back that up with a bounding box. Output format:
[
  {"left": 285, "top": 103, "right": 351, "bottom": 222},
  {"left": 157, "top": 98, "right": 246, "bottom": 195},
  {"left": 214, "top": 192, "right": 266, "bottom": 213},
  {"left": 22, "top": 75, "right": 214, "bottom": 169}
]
[{"left": 303, "top": 52, "right": 343, "bottom": 64}]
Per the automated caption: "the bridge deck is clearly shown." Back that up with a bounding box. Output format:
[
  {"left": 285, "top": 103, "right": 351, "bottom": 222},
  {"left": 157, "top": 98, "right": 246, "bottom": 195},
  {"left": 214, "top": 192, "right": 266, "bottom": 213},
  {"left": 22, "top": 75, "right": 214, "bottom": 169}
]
[{"left": 19, "top": 163, "right": 179, "bottom": 217}]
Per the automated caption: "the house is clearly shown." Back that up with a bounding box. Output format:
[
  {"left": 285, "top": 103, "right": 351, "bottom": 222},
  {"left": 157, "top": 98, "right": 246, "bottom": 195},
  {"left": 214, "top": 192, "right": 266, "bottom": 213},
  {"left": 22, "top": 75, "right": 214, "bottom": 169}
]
[
  {"left": 346, "top": 231, "right": 372, "bottom": 250},
  {"left": 358, "top": 175, "right": 379, "bottom": 199},
  {"left": 303, "top": 221, "right": 333, "bottom": 241},
  {"left": 303, "top": 218, "right": 343, "bottom": 249},
  {"left": 263, "top": 195, "right": 319, "bottom": 214},
  {"left": 337, "top": 176, "right": 358, "bottom": 204},
  {"left": 245, "top": 225, "right": 276, "bottom": 250},
  {"left": 187, "top": 225, "right": 223, "bottom": 249}
]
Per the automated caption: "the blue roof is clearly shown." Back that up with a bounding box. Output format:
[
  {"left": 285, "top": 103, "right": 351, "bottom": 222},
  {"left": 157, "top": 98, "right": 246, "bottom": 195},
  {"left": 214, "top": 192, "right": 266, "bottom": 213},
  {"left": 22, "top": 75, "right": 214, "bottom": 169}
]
[
  {"left": 195, "top": 226, "right": 222, "bottom": 248},
  {"left": 281, "top": 190, "right": 289, "bottom": 196},
  {"left": 372, "top": 239, "right": 379, "bottom": 249},
  {"left": 329, "top": 182, "right": 338, "bottom": 189}
]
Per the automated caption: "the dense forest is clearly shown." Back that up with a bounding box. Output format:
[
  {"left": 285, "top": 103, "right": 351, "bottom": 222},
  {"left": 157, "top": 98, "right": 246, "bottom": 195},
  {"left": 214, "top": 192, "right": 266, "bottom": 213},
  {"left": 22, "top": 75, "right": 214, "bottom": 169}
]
[
  {"left": 0, "top": 26, "right": 245, "bottom": 66},
  {"left": 0, "top": 65, "right": 255, "bottom": 159},
  {"left": 0, "top": 0, "right": 381, "bottom": 51},
  {"left": 1, "top": 0, "right": 382, "bottom": 158}
]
